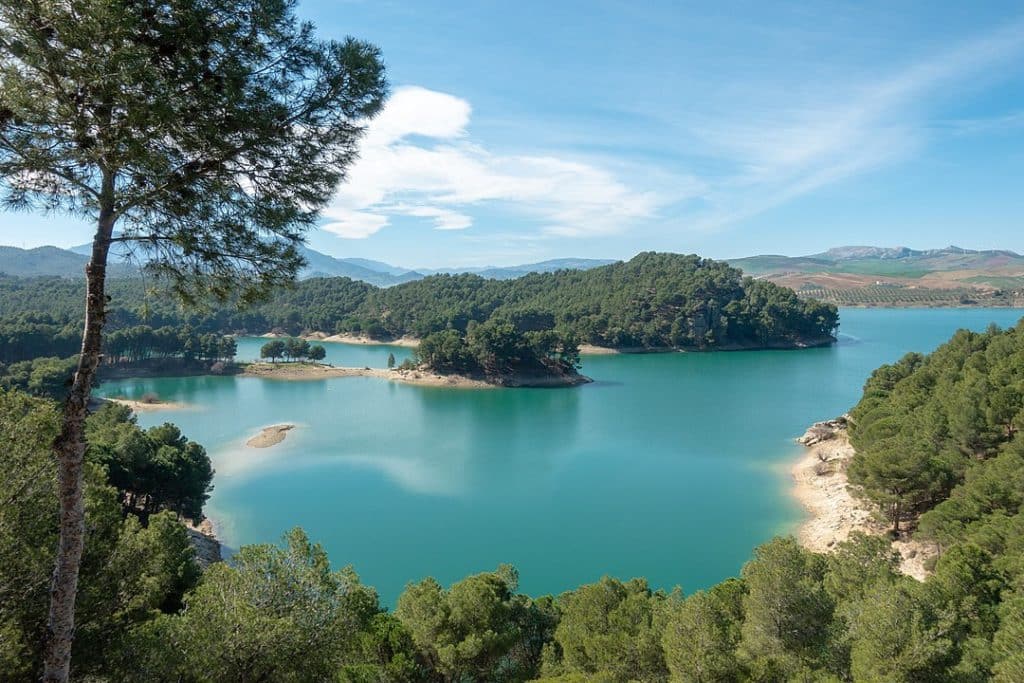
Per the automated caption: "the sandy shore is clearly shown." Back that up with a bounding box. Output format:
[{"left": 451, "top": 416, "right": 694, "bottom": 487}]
[
  {"left": 257, "top": 331, "right": 419, "bottom": 347},
  {"left": 241, "top": 362, "right": 495, "bottom": 388},
  {"left": 246, "top": 424, "right": 295, "bottom": 448},
  {"left": 106, "top": 397, "right": 191, "bottom": 412},
  {"left": 792, "top": 418, "right": 936, "bottom": 580},
  {"left": 240, "top": 362, "right": 591, "bottom": 388},
  {"left": 579, "top": 343, "right": 619, "bottom": 355},
  {"left": 321, "top": 333, "right": 420, "bottom": 348}
]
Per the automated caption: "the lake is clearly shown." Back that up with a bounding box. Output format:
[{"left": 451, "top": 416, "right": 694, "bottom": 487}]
[{"left": 98, "top": 308, "right": 1024, "bottom": 605}]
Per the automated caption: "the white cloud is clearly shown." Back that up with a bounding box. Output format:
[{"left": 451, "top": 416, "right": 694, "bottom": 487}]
[
  {"left": 323, "top": 86, "right": 673, "bottom": 239},
  {"left": 321, "top": 208, "right": 388, "bottom": 239},
  {"left": 395, "top": 205, "right": 473, "bottom": 231}
]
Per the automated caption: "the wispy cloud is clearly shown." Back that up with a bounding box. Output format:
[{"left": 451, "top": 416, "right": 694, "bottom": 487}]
[
  {"left": 684, "top": 17, "right": 1024, "bottom": 230},
  {"left": 937, "top": 110, "right": 1024, "bottom": 135},
  {"left": 321, "top": 86, "right": 689, "bottom": 239}
]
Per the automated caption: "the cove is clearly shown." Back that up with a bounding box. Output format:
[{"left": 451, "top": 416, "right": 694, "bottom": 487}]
[{"left": 98, "top": 308, "right": 1024, "bottom": 605}]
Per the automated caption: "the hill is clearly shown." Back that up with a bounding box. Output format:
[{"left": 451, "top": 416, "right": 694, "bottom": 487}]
[
  {"left": 0, "top": 246, "right": 90, "bottom": 277},
  {"left": 334, "top": 252, "right": 837, "bottom": 349},
  {"left": 728, "top": 245, "right": 1024, "bottom": 306},
  {"left": 728, "top": 245, "right": 1024, "bottom": 277},
  {"left": 0, "top": 246, "right": 137, "bottom": 278},
  {"left": 0, "top": 252, "right": 839, "bottom": 352},
  {"left": 293, "top": 246, "right": 424, "bottom": 286}
]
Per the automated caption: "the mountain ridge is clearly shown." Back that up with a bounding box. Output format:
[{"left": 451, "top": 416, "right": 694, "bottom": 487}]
[{"left": 3, "top": 243, "right": 617, "bottom": 284}]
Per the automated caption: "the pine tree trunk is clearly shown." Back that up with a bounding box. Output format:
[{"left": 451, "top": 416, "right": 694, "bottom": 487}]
[{"left": 42, "top": 193, "right": 114, "bottom": 683}]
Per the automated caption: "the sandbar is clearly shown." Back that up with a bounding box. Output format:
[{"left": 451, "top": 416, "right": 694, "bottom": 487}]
[{"left": 246, "top": 424, "right": 295, "bottom": 448}]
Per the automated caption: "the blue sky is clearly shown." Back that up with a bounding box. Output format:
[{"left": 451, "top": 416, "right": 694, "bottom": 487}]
[{"left": 3, "top": 0, "right": 1023, "bottom": 267}]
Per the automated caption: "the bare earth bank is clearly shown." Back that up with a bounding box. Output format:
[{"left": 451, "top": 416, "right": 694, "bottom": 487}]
[{"left": 792, "top": 417, "right": 937, "bottom": 580}]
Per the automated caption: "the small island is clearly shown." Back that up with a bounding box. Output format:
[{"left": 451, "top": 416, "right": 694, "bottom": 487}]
[
  {"left": 412, "top": 319, "right": 590, "bottom": 387},
  {"left": 246, "top": 424, "right": 295, "bottom": 448}
]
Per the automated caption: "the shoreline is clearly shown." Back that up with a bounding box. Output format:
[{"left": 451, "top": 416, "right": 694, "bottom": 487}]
[
  {"left": 258, "top": 331, "right": 420, "bottom": 348},
  {"left": 104, "top": 397, "right": 192, "bottom": 412},
  {"left": 239, "top": 361, "right": 591, "bottom": 388},
  {"left": 791, "top": 417, "right": 936, "bottom": 580},
  {"left": 240, "top": 362, "right": 492, "bottom": 387},
  {"left": 252, "top": 332, "right": 835, "bottom": 354}
]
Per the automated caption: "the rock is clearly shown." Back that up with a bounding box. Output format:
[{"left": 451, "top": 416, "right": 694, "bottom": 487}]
[
  {"left": 797, "top": 414, "right": 849, "bottom": 445},
  {"left": 185, "top": 519, "right": 222, "bottom": 568}
]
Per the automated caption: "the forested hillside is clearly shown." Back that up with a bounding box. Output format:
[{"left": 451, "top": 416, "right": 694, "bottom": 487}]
[
  {"left": 848, "top": 319, "right": 1024, "bottom": 539},
  {"left": 0, "top": 252, "right": 839, "bottom": 352}
]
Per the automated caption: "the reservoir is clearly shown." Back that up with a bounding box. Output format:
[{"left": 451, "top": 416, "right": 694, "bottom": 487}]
[{"left": 98, "top": 308, "right": 1024, "bottom": 604}]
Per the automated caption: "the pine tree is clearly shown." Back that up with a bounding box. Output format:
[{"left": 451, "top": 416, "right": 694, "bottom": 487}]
[{"left": 0, "top": 2, "right": 386, "bottom": 678}]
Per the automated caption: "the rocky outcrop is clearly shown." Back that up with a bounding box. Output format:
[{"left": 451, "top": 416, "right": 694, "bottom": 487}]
[
  {"left": 185, "top": 519, "right": 222, "bottom": 568},
  {"left": 797, "top": 415, "right": 849, "bottom": 446}
]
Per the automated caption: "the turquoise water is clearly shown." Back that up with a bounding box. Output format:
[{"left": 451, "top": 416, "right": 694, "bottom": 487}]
[{"left": 98, "top": 309, "right": 1024, "bottom": 605}]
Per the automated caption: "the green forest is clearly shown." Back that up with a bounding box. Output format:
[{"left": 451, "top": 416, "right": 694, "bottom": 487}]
[
  {"left": 0, "top": 252, "right": 839, "bottom": 352},
  {"left": 0, "top": 253, "right": 837, "bottom": 386},
  {"left": 0, "top": 318, "right": 238, "bottom": 399},
  {"left": 414, "top": 320, "right": 581, "bottom": 381},
  {"left": 3, "top": 320, "right": 1024, "bottom": 681}
]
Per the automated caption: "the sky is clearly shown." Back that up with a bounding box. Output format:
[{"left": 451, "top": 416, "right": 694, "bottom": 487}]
[{"left": 2, "top": 0, "right": 1024, "bottom": 268}]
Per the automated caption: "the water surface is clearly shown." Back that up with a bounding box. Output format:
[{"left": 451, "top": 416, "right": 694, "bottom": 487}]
[{"left": 99, "top": 309, "right": 1024, "bottom": 604}]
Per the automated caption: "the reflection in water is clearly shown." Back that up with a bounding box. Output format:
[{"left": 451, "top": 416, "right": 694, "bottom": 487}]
[{"left": 431, "top": 386, "right": 582, "bottom": 496}]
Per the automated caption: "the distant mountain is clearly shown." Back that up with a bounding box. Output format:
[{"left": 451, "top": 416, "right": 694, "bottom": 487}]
[
  {"left": 0, "top": 245, "right": 137, "bottom": 278},
  {"left": 725, "top": 254, "right": 835, "bottom": 276},
  {"left": 728, "top": 245, "right": 1024, "bottom": 278},
  {"left": 471, "top": 258, "right": 618, "bottom": 280},
  {"left": 73, "top": 240, "right": 421, "bottom": 286},
  {"left": 0, "top": 246, "right": 90, "bottom": 277},
  {"left": 289, "top": 251, "right": 616, "bottom": 283},
  {"left": 2, "top": 243, "right": 614, "bottom": 285},
  {"left": 340, "top": 257, "right": 413, "bottom": 276},
  {"left": 294, "top": 246, "right": 425, "bottom": 286},
  {"left": 425, "top": 258, "right": 618, "bottom": 280}
]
